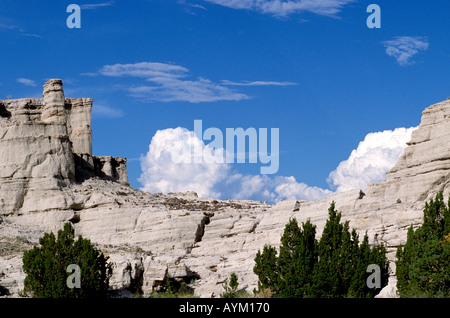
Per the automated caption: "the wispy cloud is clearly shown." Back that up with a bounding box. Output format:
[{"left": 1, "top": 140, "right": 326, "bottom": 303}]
[
  {"left": 189, "top": 4, "right": 208, "bottom": 10},
  {"left": 178, "top": 0, "right": 209, "bottom": 15},
  {"left": 202, "top": 0, "right": 356, "bottom": 17},
  {"left": 17, "top": 78, "right": 37, "bottom": 87},
  {"left": 98, "top": 62, "right": 188, "bottom": 78},
  {"left": 92, "top": 104, "right": 124, "bottom": 118},
  {"left": 128, "top": 79, "right": 249, "bottom": 103},
  {"left": 0, "top": 23, "right": 42, "bottom": 38},
  {"left": 221, "top": 80, "right": 297, "bottom": 86},
  {"left": 97, "top": 62, "right": 247, "bottom": 103},
  {"left": 0, "top": 23, "right": 17, "bottom": 31},
  {"left": 80, "top": 1, "right": 115, "bottom": 10},
  {"left": 382, "top": 36, "right": 429, "bottom": 66},
  {"left": 90, "top": 62, "right": 294, "bottom": 103}
]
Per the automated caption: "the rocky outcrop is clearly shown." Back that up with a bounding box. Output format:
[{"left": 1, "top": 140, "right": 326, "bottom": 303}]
[
  {"left": 0, "top": 81, "right": 449, "bottom": 298},
  {"left": 0, "top": 79, "right": 129, "bottom": 215},
  {"left": 0, "top": 90, "right": 76, "bottom": 213},
  {"left": 92, "top": 156, "right": 129, "bottom": 185}
]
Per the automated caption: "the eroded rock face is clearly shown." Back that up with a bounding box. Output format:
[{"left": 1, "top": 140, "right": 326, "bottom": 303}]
[
  {"left": 0, "top": 79, "right": 128, "bottom": 215},
  {"left": 0, "top": 96, "right": 76, "bottom": 214},
  {"left": 0, "top": 81, "right": 449, "bottom": 298}
]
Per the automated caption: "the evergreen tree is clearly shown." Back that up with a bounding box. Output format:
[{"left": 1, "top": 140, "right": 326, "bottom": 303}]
[
  {"left": 253, "top": 202, "right": 389, "bottom": 298},
  {"left": 221, "top": 272, "right": 240, "bottom": 298},
  {"left": 313, "top": 202, "right": 348, "bottom": 297},
  {"left": 396, "top": 192, "right": 450, "bottom": 297},
  {"left": 277, "top": 218, "right": 317, "bottom": 297},
  {"left": 350, "top": 232, "right": 389, "bottom": 297},
  {"left": 22, "top": 223, "right": 112, "bottom": 298},
  {"left": 254, "top": 245, "right": 279, "bottom": 293}
]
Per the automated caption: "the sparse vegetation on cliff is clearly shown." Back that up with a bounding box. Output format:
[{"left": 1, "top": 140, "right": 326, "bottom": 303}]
[{"left": 220, "top": 272, "right": 240, "bottom": 298}]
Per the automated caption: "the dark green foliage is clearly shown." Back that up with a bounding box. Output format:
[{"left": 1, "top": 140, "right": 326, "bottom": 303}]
[
  {"left": 313, "top": 203, "right": 389, "bottom": 298},
  {"left": 278, "top": 218, "right": 317, "bottom": 297},
  {"left": 253, "top": 202, "right": 389, "bottom": 298},
  {"left": 396, "top": 192, "right": 450, "bottom": 297},
  {"left": 254, "top": 245, "right": 279, "bottom": 293},
  {"left": 159, "top": 273, "right": 185, "bottom": 295},
  {"left": 221, "top": 272, "right": 240, "bottom": 298},
  {"left": 22, "top": 223, "right": 112, "bottom": 298}
]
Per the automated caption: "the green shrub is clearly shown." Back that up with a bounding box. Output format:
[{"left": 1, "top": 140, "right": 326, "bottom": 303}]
[{"left": 22, "top": 223, "right": 112, "bottom": 298}]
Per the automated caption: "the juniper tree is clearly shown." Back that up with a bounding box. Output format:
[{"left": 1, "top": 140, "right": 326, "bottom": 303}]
[
  {"left": 253, "top": 202, "right": 389, "bottom": 298},
  {"left": 277, "top": 218, "right": 317, "bottom": 297},
  {"left": 254, "top": 244, "right": 279, "bottom": 293},
  {"left": 396, "top": 192, "right": 450, "bottom": 297},
  {"left": 22, "top": 222, "right": 112, "bottom": 298}
]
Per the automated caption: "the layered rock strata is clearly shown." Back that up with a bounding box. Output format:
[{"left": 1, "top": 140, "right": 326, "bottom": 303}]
[{"left": 0, "top": 79, "right": 128, "bottom": 214}]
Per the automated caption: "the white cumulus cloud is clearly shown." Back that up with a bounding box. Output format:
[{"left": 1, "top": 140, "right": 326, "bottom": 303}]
[
  {"left": 274, "top": 176, "right": 332, "bottom": 201},
  {"left": 327, "top": 127, "right": 417, "bottom": 192},
  {"left": 138, "top": 127, "right": 331, "bottom": 202},
  {"left": 139, "top": 125, "right": 416, "bottom": 203},
  {"left": 138, "top": 128, "right": 232, "bottom": 198}
]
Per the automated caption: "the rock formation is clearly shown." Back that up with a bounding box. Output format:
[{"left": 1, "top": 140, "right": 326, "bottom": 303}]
[
  {"left": 0, "top": 80, "right": 449, "bottom": 297},
  {"left": 0, "top": 79, "right": 129, "bottom": 215}
]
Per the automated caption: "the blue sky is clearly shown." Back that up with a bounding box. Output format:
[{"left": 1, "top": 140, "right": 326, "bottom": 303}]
[{"left": 1, "top": 0, "right": 449, "bottom": 202}]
